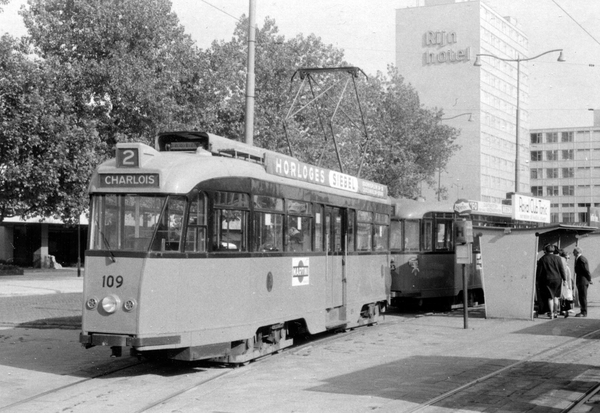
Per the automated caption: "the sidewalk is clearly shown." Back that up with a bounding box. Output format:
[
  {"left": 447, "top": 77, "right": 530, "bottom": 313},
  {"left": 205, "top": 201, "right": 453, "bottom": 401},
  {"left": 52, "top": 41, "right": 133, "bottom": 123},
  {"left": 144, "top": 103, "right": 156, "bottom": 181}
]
[
  {"left": 0, "top": 269, "right": 83, "bottom": 328},
  {"left": 0, "top": 268, "right": 83, "bottom": 297}
]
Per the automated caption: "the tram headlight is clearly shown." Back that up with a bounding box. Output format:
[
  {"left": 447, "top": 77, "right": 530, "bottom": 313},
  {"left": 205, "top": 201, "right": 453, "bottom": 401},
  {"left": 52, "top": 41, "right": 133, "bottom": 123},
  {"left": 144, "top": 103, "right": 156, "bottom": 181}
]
[
  {"left": 101, "top": 295, "right": 121, "bottom": 314},
  {"left": 123, "top": 299, "right": 137, "bottom": 312},
  {"left": 86, "top": 297, "right": 99, "bottom": 310}
]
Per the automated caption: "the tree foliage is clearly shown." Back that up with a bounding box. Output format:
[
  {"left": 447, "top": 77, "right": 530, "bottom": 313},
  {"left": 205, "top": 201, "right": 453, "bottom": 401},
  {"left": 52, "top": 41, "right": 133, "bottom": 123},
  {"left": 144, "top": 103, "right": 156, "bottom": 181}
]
[
  {"left": 0, "top": 34, "right": 102, "bottom": 221},
  {"left": 205, "top": 17, "right": 459, "bottom": 199},
  {"left": 0, "top": 4, "right": 461, "bottom": 222},
  {"left": 0, "top": 0, "right": 207, "bottom": 222}
]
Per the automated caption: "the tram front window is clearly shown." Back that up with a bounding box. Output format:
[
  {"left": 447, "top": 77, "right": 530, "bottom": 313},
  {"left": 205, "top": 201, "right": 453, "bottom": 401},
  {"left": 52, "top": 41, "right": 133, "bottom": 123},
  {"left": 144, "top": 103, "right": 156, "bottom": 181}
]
[{"left": 90, "top": 194, "right": 185, "bottom": 252}]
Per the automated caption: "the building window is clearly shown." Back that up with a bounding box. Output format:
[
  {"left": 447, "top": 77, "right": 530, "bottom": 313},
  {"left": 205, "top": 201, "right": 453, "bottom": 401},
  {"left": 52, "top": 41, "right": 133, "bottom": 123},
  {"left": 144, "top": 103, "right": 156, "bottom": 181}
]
[
  {"left": 547, "top": 186, "right": 559, "bottom": 196},
  {"left": 579, "top": 212, "right": 588, "bottom": 223},
  {"left": 562, "top": 131, "right": 574, "bottom": 142},
  {"left": 531, "top": 168, "right": 542, "bottom": 179},
  {"left": 531, "top": 186, "right": 543, "bottom": 196},
  {"left": 562, "top": 186, "right": 574, "bottom": 196},
  {"left": 546, "top": 150, "right": 558, "bottom": 161},
  {"left": 563, "top": 212, "right": 575, "bottom": 223},
  {"left": 546, "top": 132, "right": 558, "bottom": 143},
  {"left": 547, "top": 168, "right": 558, "bottom": 179},
  {"left": 562, "top": 150, "right": 574, "bottom": 160},
  {"left": 551, "top": 213, "right": 559, "bottom": 223},
  {"left": 531, "top": 151, "right": 542, "bottom": 161},
  {"left": 562, "top": 167, "right": 574, "bottom": 178},
  {"left": 531, "top": 133, "right": 542, "bottom": 144}
]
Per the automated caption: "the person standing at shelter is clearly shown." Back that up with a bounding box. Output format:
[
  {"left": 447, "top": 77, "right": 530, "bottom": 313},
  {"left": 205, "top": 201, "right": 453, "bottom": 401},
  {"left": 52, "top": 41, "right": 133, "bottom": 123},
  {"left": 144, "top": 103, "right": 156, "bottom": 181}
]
[
  {"left": 558, "top": 249, "right": 574, "bottom": 318},
  {"left": 536, "top": 244, "right": 566, "bottom": 319},
  {"left": 573, "top": 247, "right": 593, "bottom": 317}
]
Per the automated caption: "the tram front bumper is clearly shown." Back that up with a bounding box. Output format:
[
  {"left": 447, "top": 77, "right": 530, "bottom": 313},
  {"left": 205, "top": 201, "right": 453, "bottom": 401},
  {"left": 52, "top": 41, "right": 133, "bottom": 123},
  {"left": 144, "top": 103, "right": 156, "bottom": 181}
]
[{"left": 79, "top": 333, "right": 181, "bottom": 349}]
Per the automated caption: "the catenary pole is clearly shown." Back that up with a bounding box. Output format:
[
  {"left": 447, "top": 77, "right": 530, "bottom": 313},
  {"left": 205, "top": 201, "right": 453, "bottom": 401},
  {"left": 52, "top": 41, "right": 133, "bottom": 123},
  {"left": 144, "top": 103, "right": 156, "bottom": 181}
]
[{"left": 244, "top": 0, "right": 256, "bottom": 145}]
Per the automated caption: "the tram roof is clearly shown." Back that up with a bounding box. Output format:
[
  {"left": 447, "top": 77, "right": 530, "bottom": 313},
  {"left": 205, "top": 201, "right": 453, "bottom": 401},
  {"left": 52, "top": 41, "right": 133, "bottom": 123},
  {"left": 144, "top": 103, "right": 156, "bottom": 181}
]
[
  {"left": 391, "top": 198, "right": 455, "bottom": 219},
  {"left": 89, "top": 133, "right": 390, "bottom": 203}
]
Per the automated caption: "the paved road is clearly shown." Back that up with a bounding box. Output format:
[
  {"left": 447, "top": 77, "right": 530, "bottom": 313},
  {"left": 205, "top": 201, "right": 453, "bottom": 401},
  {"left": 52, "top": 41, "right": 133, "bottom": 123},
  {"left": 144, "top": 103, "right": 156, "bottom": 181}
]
[{"left": 1, "top": 269, "right": 599, "bottom": 412}]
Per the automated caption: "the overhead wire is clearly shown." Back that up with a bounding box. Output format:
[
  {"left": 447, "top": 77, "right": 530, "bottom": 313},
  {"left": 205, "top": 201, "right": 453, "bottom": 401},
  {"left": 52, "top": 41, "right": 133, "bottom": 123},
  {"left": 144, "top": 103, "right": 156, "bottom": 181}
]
[
  {"left": 551, "top": 0, "right": 600, "bottom": 49},
  {"left": 199, "top": 0, "right": 242, "bottom": 23}
]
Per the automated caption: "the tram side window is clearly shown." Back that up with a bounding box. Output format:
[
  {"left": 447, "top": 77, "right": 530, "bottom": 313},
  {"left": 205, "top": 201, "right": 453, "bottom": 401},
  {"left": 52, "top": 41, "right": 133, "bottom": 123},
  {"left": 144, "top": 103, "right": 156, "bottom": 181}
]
[
  {"left": 253, "top": 195, "right": 284, "bottom": 252},
  {"left": 389, "top": 220, "right": 403, "bottom": 250},
  {"left": 314, "top": 205, "right": 324, "bottom": 252},
  {"left": 287, "top": 200, "right": 312, "bottom": 252},
  {"left": 435, "top": 219, "right": 453, "bottom": 251},
  {"left": 422, "top": 217, "right": 433, "bottom": 252},
  {"left": 212, "top": 192, "right": 249, "bottom": 251},
  {"left": 185, "top": 193, "right": 207, "bottom": 252},
  {"left": 347, "top": 209, "right": 355, "bottom": 252},
  {"left": 356, "top": 210, "right": 373, "bottom": 251},
  {"left": 404, "top": 220, "right": 420, "bottom": 251},
  {"left": 151, "top": 196, "right": 186, "bottom": 251},
  {"left": 373, "top": 213, "right": 389, "bottom": 251}
]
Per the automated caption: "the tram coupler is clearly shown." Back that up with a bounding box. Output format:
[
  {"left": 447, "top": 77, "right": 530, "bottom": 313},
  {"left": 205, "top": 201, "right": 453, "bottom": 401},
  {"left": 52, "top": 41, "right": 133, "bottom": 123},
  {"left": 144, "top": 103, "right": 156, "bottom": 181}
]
[{"left": 110, "top": 346, "right": 123, "bottom": 358}]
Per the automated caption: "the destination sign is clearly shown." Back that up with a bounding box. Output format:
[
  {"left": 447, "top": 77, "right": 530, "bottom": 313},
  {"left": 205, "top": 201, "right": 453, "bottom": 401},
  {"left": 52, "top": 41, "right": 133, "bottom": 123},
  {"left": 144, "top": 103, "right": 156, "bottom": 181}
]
[
  {"left": 264, "top": 153, "right": 388, "bottom": 198},
  {"left": 99, "top": 173, "right": 160, "bottom": 188}
]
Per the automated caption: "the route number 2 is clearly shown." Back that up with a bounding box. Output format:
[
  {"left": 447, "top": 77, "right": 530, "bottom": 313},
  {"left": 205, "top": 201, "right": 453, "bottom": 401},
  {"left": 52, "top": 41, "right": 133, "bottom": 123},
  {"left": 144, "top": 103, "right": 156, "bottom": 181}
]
[
  {"left": 117, "top": 148, "right": 139, "bottom": 168},
  {"left": 102, "top": 275, "right": 124, "bottom": 288}
]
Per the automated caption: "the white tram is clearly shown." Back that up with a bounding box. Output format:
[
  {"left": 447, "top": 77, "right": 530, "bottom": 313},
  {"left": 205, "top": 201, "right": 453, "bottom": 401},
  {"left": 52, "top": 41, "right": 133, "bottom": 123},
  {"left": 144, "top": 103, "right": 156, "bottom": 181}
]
[{"left": 80, "top": 131, "right": 391, "bottom": 363}]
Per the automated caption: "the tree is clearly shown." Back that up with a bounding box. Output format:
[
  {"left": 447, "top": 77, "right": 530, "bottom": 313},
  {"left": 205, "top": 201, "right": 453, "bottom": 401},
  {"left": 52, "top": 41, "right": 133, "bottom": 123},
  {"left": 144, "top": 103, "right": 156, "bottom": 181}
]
[
  {"left": 202, "top": 16, "right": 348, "bottom": 152},
  {"left": 0, "top": 0, "right": 208, "bottom": 222},
  {"left": 0, "top": 34, "right": 103, "bottom": 222},
  {"left": 204, "top": 18, "right": 459, "bottom": 199},
  {"left": 20, "top": 0, "right": 207, "bottom": 147}
]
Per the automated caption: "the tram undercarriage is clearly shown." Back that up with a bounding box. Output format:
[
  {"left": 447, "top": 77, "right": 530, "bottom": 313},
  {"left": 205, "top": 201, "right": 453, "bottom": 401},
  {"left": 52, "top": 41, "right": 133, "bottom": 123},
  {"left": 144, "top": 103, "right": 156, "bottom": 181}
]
[{"left": 109, "top": 302, "right": 386, "bottom": 364}]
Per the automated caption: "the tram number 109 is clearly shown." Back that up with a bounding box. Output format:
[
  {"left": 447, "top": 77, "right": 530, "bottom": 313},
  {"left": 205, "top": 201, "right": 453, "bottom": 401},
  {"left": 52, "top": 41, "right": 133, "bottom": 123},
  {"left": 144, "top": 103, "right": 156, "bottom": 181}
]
[{"left": 102, "top": 275, "right": 124, "bottom": 288}]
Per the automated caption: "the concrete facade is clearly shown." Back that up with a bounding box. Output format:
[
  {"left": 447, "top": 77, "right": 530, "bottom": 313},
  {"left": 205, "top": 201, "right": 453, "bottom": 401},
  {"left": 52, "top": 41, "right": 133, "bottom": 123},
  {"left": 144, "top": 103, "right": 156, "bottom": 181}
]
[
  {"left": 530, "top": 111, "right": 600, "bottom": 224},
  {"left": 396, "top": 0, "right": 529, "bottom": 203}
]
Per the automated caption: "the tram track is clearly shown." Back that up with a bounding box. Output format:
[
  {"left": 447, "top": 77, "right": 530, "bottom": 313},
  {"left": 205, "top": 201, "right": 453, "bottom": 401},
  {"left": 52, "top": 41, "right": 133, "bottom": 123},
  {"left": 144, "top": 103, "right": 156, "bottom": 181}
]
[
  {"left": 406, "top": 326, "right": 600, "bottom": 413},
  {"left": 0, "top": 323, "right": 363, "bottom": 413},
  {"left": 0, "top": 359, "right": 146, "bottom": 412},
  {"left": 132, "top": 327, "right": 364, "bottom": 413}
]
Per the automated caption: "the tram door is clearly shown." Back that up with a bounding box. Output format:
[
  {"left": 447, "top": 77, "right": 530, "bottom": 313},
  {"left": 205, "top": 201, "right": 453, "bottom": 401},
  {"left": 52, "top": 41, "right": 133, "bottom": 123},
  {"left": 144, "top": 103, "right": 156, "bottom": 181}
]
[{"left": 325, "top": 207, "right": 345, "bottom": 310}]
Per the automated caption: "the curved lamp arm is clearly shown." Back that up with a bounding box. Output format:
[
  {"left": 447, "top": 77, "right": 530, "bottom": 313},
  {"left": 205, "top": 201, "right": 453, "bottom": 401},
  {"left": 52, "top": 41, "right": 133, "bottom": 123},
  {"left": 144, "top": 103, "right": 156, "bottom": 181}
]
[
  {"left": 441, "top": 113, "right": 473, "bottom": 121},
  {"left": 474, "top": 49, "right": 565, "bottom": 66}
]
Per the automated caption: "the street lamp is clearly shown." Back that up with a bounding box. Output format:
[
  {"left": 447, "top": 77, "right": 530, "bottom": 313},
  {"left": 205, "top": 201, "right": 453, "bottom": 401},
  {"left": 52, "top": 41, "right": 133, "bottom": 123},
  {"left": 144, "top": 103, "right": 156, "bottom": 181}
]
[
  {"left": 438, "top": 113, "right": 473, "bottom": 200},
  {"left": 474, "top": 49, "right": 565, "bottom": 193},
  {"left": 441, "top": 113, "right": 473, "bottom": 122}
]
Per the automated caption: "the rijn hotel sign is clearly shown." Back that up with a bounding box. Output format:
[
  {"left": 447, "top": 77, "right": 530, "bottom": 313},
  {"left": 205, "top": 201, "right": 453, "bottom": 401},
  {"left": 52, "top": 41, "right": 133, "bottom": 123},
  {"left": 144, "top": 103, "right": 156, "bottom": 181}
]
[{"left": 423, "top": 31, "right": 471, "bottom": 65}]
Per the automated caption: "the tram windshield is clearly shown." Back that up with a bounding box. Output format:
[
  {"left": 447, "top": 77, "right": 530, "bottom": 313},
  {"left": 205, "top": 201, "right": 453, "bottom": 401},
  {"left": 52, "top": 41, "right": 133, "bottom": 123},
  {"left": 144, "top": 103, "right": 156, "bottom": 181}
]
[{"left": 90, "top": 194, "right": 186, "bottom": 252}]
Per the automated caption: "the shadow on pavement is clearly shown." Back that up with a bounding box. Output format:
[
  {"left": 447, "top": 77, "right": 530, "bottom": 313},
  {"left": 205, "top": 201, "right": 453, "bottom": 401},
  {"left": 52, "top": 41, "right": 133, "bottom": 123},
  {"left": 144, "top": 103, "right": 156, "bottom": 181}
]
[
  {"left": 308, "top": 354, "right": 599, "bottom": 411},
  {"left": 513, "top": 317, "right": 600, "bottom": 339}
]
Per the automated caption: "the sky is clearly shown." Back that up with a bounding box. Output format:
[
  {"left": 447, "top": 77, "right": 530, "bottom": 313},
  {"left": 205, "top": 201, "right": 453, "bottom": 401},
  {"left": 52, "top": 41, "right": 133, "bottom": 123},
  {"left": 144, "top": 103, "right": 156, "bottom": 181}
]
[{"left": 1, "top": 0, "right": 599, "bottom": 129}]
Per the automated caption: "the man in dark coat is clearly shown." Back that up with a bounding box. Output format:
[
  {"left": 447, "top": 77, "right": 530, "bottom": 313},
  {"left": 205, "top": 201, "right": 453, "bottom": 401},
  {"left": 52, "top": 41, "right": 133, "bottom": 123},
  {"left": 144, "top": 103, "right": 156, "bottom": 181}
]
[
  {"left": 573, "top": 247, "right": 593, "bottom": 317},
  {"left": 536, "top": 244, "right": 566, "bottom": 318}
]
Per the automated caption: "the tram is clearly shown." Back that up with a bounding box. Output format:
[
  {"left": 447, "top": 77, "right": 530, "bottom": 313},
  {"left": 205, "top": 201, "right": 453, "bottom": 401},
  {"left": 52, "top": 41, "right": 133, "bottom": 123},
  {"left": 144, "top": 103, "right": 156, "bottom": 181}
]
[
  {"left": 80, "top": 131, "right": 391, "bottom": 363},
  {"left": 388, "top": 198, "right": 484, "bottom": 309}
]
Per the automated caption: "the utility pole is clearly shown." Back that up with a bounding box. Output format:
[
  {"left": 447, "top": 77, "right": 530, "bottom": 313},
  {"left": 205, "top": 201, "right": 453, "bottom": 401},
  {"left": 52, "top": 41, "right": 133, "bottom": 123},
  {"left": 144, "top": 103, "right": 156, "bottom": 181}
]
[{"left": 244, "top": 0, "right": 256, "bottom": 146}]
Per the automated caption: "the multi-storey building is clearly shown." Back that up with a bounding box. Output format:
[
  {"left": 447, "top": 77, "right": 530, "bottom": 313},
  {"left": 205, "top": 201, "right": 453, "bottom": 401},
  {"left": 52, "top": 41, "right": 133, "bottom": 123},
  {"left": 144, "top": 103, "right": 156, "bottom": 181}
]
[
  {"left": 396, "top": 0, "right": 529, "bottom": 203},
  {"left": 529, "top": 111, "right": 600, "bottom": 224}
]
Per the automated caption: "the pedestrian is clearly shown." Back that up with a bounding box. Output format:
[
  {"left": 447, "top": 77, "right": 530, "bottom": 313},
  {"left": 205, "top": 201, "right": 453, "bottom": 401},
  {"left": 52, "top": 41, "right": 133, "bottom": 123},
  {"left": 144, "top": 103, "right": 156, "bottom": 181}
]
[
  {"left": 573, "top": 247, "right": 593, "bottom": 317},
  {"left": 536, "top": 244, "right": 566, "bottom": 319},
  {"left": 558, "top": 249, "right": 574, "bottom": 318}
]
